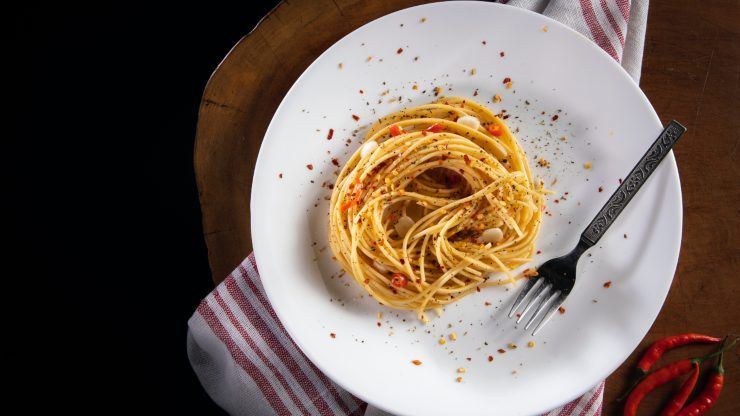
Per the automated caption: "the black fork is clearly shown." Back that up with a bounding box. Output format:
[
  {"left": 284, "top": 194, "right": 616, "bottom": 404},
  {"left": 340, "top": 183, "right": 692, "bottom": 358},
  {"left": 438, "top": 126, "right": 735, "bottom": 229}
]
[{"left": 508, "top": 121, "right": 687, "bottom": 335}]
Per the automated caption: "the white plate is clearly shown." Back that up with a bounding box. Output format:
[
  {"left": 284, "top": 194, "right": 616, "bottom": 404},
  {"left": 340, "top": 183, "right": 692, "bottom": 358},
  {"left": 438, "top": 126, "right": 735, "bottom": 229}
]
[{"left": 251, "top": 2, "right": 681, "bottom": 415}]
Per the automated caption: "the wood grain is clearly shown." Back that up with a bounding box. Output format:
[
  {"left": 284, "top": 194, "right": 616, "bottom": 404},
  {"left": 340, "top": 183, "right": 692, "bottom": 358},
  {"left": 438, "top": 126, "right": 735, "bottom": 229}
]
[{"left": 194, "top": 0, "right": 740, "bottom": 414}]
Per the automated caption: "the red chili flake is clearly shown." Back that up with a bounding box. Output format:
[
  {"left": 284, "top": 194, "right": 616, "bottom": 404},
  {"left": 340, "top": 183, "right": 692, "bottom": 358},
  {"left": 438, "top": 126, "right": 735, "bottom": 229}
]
[
  {"left": 482, "top": 40, "right": 487, "bottom": 45},
  {"left": 618, "top": 178, "right": 623, "bottom": 184},
  {"left": 498, "top": 349, "right": 506, "bottom": 354},
  {"left": 598, "top": 186, "right": 603, "bottom": 192},
  {"left": 463, "top": 154, "right": 471, "bottom": 165},
  {"left": 552, "top": 115, "right": 559, "bottom": 121},
  {"left": 377, "top": 322, "right": 382, "bottom": 327},
  {"left": 473, "top": 90, "right": 479, "bottom": 97},
  {"left": 306, "top": 164, "right": 314, "bottom": 170},
  {"left": 536, "top": 250, "right": 542, "bottom": 254},
  {"left": 278, "top": 173, "right": 283, "bottom": 178},
  {"left": 390, "top": 124, "right": 403, "bottom": 136},
  {"left": 331, "top": 158, "right": 340, "bottom": 166},
  {"left": 363, "top": 279, "right": 370, "bottom": 284},
  {"left": 488, "top": 355, "right": 494, "bottom": 362},
  {"left": 603, "top": 281, "right": 612, "bottom": 288},
  {"left": 352, "top": 114, "right": 360, "bottom": 121},
  {"left": 499, "top": 51, "right": 505, "bottom": 57},
  {"left": 466, "top": 357, "right": 472, "bottom": 361},
  {"left": 558, "top": 306, "right": 566, "bottom": 314},
  {"left": 484, "top": 302, "right": 492, "bottom": 306},
  {"left": 346, "top": 139, "right": 352, "bottom": 144},
  {"left": 359, "top": 90, "right": 364, "bottom": 94},
  {"left": 400, "top": 259, "right": 405, "bottom": 265},
  {"left": 624, "top": 234, "right": 628, "bottom": 239},
  {"left": 330, "top": 333, "right": 336, "bottom": 338},
  {"left": 397, "top": 47, "right": 404, "bottom": 54},
  {"left": 502, "top": 77, "right": 511, "bottom": 84},
  {"left": 554, "top": 199, "right": 559, "bottom": 204},
  {"left": 476, "top": 286, "right": 480, "bottom": 292},
  {"left": 327, "top": 128, "right": 334, "bottom": 140}
]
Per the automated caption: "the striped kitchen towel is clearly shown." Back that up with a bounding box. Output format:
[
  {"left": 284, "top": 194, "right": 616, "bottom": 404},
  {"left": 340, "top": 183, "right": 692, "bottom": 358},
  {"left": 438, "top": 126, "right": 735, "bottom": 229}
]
[
  {"left": 188, "top": 1, "right": 647, "bottom": 414},
  {"left": 189, "top": 254, "right": 605, "bottom": 416}
]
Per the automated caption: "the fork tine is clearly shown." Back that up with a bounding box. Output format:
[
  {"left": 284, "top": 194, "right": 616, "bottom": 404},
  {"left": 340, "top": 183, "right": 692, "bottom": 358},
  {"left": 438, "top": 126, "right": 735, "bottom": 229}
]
[
  {"left": 524, "top": 289, "right": 561, "bottom": 331},
  {"left": 530, "top": 292, "right": 566, "bottom": 336},
  {"left": 507, "top": 277, "right": 540, "bottom": 318},
  {"left": 516, "top": 281, "right": 551, "bottom": 324}
]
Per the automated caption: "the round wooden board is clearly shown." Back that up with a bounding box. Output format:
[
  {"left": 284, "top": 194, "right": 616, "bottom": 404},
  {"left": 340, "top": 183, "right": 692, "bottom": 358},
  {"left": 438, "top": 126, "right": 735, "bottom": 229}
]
[{"left": 194, "top": 1, "right": 740, "bottom": 414}]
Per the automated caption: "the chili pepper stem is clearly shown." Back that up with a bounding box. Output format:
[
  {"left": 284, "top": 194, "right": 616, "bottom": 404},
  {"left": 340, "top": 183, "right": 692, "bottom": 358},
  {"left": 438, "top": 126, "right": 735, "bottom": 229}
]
[
  {"left": 617, "top": 374, "right": 646, "bottom": 402},
  {"left": 694, "top": 336, "right": 737, "bottom": 366},
  {"left": 716, "top": 336, "right": 727, "bottom": 375}
]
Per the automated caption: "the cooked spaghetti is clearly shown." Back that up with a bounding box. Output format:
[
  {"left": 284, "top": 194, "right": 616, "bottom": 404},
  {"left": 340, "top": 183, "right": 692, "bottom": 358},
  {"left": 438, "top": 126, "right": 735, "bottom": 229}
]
[{"left": 329, "top": 97, "right": 546, "bottom": 322}]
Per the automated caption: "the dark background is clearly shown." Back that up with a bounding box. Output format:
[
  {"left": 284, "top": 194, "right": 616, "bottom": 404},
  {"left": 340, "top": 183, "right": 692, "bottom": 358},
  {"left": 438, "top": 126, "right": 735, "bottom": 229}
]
[{"left": 13, "top": 3, "right": 279, "bottom": 413}]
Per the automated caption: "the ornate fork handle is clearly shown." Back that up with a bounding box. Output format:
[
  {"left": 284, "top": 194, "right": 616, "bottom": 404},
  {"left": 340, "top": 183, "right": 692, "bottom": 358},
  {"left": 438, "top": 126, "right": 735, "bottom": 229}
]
[{"left": 580, "top": 121, "right": 687, "bottom": 247}]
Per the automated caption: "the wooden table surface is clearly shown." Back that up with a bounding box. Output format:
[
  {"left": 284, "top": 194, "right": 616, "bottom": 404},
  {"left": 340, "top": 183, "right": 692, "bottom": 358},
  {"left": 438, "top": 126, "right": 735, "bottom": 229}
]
[{"left": 194, "top": 1, "right": 739, "bottom": 414}]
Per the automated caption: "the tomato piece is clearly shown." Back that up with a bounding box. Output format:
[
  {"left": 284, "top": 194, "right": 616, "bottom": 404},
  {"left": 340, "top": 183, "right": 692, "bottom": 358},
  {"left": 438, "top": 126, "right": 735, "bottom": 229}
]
[
  {"left": 391, "top": 273, "right": 408, "bottom": 288},
  {"left": 425, "top": 124, "right": 445, "bottom": 133},
  {"left": 487, "top": 124, "right": 503, "bottom": 136},
  {"left": 390, "top": 124, "right": 403, "bottom": 136}
]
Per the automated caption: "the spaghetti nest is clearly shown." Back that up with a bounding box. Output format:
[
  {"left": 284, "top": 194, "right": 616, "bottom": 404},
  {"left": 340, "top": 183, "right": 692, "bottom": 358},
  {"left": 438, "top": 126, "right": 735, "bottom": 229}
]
[{"left": 329, "top": 97, "right": 546, "bottom": 322}]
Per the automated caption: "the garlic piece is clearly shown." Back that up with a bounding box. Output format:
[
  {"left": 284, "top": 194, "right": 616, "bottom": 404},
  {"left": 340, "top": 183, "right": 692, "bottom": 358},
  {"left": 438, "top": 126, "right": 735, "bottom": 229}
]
[
  {"left": 477, "top": 227, "right": 504, "bottom": 244},
  {"left": 361, "top": 141, "right": 378, "bottom": 158},
  {"left": 457, "top": 115, "right": 481, "bottom": 130},
  {"left": 394, "top": 215, "right": 415, "bottom": 238}
]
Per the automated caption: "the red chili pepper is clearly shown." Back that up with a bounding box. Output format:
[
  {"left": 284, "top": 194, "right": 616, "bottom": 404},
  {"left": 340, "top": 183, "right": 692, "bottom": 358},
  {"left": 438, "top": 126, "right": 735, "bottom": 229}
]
[
  {"left": 487, "top": 124, "right": 503, "bottom": 136},
  {"left": 624, "top": 359, "right": 695, "bottom": 416},
  {"left": 391, "top": 273, "right": 407, "bottom": 288},
  {"left": 659, "top": 361, "right": 699, "bottom": 416},
  {"left": 389, "top": 124, "right": 403, "bottom": 136},
  {"left": 425, "top": 124, "right": 445, "bottom": 133},
  {"left": 676, "top": 340, "right": 730, "bottom": 416},
  {"left": 624, "top": 337, "right": 737, "bottom": 416},
  {"left": 638, "top": 334, "right": 722, "bottom": 374}
]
